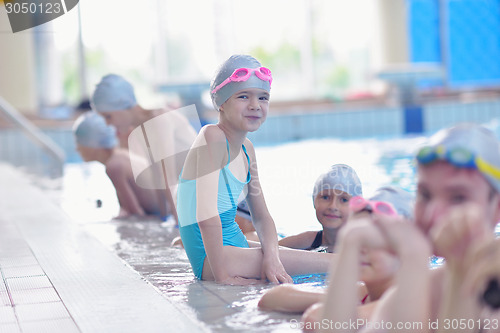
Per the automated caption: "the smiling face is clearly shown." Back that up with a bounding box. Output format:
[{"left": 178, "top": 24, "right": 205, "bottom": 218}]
[
  {"left": 415, "top": 161, "right": 500, "bottom": 242},
  {"left": 313, "top": 189, "right": 351, "bottom": 229},
  {"left": 219, "top": 88, "right": 269, "bottom": 133}
]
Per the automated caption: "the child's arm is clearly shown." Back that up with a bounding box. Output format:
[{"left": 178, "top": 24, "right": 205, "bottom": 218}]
[
  {"left": 321, "top": 215, "right": 431, "bottom": 333},
  {"left": 320, "top": 217, "right": 372, "bottom": 332},
  {"left": 431, "top": 204, "right": 496, "bottom": 333},
  {"left": 106, "top": 161, "right": 145, "bottom": 216},
  {"left": 460, "top": 239, "right": 500, "bottom": 333},
  {"left": 161, "top": 112, "right": 197, "bottom": 224},
  {"left": 361, "top": 215, "right": 432, "bottom": 333},
  {"left": 258, "top": 284, "right": 323, "bottom": 313},
  {"left": 278, "top": 231, "right": 318, "bottom": 250},
  {"left": 194, "top": 127, "right": 232, "bottom": 282},
  {"left": 244, "top": 140, "right": 293, "bottom": 284}
]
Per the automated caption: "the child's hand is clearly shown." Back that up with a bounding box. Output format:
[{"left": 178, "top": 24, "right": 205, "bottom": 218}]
[
  {"left": 430, "top": 203, "right": 491, "bottom": 271},
  {"left": 260, "top": 255, "right": 293, "bottom": 284},
  {"left": 338, "top": 215, "right": 389, "bottom": 252},
  {"left": 462, "top": 238, "right": 500, "bottom": 299},
  {"left": 301, "top": 302, "right": 323, "bottom": 333},
  {"left": 372, "top": 214, "right": 431, "bottom": 258}
]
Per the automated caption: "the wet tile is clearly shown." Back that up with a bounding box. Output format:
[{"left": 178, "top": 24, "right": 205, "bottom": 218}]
[
  {"left": 0, "top": 224, "right": 20, "bottom": 236},
  {"left": 20, "top": 318, "right": 80, "bottom": 333},
  {"left": 193, "top": 304, "right": 239, "bottom": 324},
  {"left": 0, "top": 292, "right": 11, "bottom": 307},
  {"left": 0, "top": 322, "right": 21, "bottom": 333},
  {"left": 10, "top": 288, "right": 61, "bottom": 305},
  {"left": 15, "top": 302, "right": 70, "bottom": 322},
  {"left": 6, "top": 276, "right": 52, "bottom": 291},
  {"left": 2, "top": 266, "right": 45, "bottom": 279},
  {"left": 0, "top": 256, "right": 38, "bottom": 269},
  {"left": 0, "top": 247, "right": 32, "bottom": 258},
  {"left": 0, "top": 306, "right": 17, "bottom": 324}
]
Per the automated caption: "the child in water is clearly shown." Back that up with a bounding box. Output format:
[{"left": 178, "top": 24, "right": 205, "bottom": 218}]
[
  {"left": 258, "top": 186, "right": 415, "bottom": 327},
  {"left": 278, "top": 164, "right": 362, "bottom": 252},
  {"left": 176, "top": 55, "right": 331, "bottom": 285},
  {"left": 73, "top": 111, "right": 171, "bottom": 220}
]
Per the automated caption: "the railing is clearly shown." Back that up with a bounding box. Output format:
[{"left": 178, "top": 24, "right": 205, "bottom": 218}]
[{"left": 0, "top": 96, "right": 65, "bottom": 177}]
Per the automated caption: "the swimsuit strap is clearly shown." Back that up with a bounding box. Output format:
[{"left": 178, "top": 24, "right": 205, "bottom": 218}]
[
  {"left": 221, "top": 139, "right": 251, "bottom": 210},
  {"left": 241, "top": 143, "right": 250, "bottom": 166},
  {"left": 225, "top": 139, "right": 231, "bottom": 166},
  {"left": 225, "top": 138, "right": 251, "bottom": 167},
  {"left": 308, "top": 230, "right": 323, "bottom": 250}
]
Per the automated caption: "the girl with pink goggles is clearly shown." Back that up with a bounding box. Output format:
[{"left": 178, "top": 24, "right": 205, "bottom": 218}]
[
  {"left": 211, "top": 67, "right": 273, "bottom": 94},
  {"left": 349, "top": 196, "right": 397, "bottom": 216}
]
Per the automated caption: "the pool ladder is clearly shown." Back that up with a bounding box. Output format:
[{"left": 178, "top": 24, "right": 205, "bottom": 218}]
[{"left": 0, "top": 96, "right": 65, "bottom": 177}]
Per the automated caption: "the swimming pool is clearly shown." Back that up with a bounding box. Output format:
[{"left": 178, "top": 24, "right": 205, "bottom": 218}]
[{"left": 17, "top": 116, "right": 500, "bottom": 332}]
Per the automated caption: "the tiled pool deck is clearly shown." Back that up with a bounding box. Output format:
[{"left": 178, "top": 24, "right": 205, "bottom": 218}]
[{"left": 0, "top": 163, "right": 210, "bottom": 333}]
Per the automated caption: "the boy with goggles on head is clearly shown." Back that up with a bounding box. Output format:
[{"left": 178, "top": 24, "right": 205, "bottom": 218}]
[
  {"left": 340, "top": 123, "right": 500, "bottom": 332},
  {"left": 177, "top": 55, "right": 331, "bottom": 285}
]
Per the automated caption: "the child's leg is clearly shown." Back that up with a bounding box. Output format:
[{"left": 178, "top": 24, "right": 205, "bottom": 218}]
[
  {"left": 202, "top": 246, "right": 333, "bottom": 281},
  {"left": 258, "top": 285, "right": 323, "bottom": 312}
]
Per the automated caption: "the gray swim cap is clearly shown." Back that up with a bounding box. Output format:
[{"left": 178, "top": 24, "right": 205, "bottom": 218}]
[
  {"left": 73, "top": 112, "right": 117, "bottom": 149},
  {"left": 210, "top": 55, "right": 272, "bottom": 110},
  {"left": 91, "top": 74, "right": 137, "bottom": 112},
  {"left": 370, "top": 185, "right": 414, "bottom": 220},
  {"left": 312, "top": 164, "right": 363, "bottom": 199},
  {"left": 416, "top": 123, "right": 500, "bottom": 193}
]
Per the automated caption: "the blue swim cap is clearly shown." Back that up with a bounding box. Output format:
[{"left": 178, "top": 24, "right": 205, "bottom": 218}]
[
  {"left": 91, "top": 74, "right": 137, "bottom": 112},
  {"left": 370, "top": 185, "right": 414, "bottom": 220},
  {"left": 210, "top": 55, "right": 271, "bottom": 110},
  {"left": 73, "top": 112, "right": 117, "bottom": 148},
  {"left": 312, "top": 164, "right": 363, "bottom": 199},
  {"left": 416, "top": 123, "right": 500, "bottom": 193}
]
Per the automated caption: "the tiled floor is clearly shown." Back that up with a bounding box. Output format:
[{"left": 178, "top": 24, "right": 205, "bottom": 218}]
[
  {"left": 0, "top": 214, "right": 77, "bottom": 333},
  {"left": 0, "top": 163, "right": 208, "bottom": 333}
]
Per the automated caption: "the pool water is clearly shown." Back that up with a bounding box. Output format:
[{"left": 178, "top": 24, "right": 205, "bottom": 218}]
[{"left": 51, "top": 133, "right": 426, "bottom": 229}]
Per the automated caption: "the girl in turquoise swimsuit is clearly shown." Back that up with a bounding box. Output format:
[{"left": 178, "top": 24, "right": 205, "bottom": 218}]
[{"left": 177, "top": 55, "right": 331, "bottom": 285}]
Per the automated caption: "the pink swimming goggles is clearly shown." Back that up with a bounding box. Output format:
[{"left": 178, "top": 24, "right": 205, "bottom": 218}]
[
  {"left": 349, "top": 196, "right": 397, "bottom": 216},
  {"left": 211, "top": 67, "right": 273, "bottom": 94}
]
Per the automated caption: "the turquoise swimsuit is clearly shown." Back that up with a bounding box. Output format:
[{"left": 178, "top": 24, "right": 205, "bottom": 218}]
[{"left": 177, "top": 140, "right": 251, "bottom": 279}]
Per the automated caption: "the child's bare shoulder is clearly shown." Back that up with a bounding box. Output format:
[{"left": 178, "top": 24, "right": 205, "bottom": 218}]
[
  {"left": 200, "top": 125, "right": 225, "bottom": 142},
  {"left": 279, "top": 230, "right": 319, "bottom": 249},
  {"left": 106, "top": 149, "right": 130, "bottom": 170}
]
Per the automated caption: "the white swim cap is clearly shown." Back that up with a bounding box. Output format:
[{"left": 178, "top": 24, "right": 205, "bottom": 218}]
[
  {"left": 91, "top": 74, "right": 137, "bottom": 112},
  {"left": 416, "top": 123, "right": 500, "bottom": 193},
  {"left": 73, "top": 111, "right": 117, "bottom": 148},
  {"left": 312, "top": 164, "right": 363, "bottom": 199}
]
